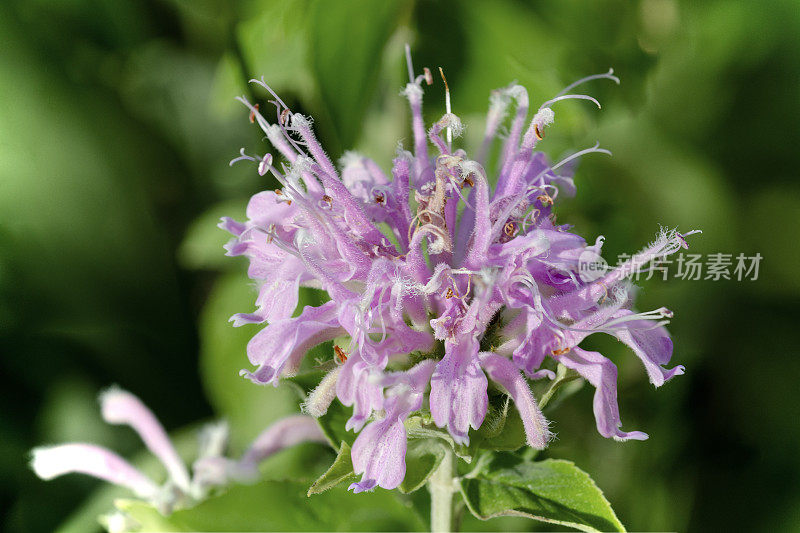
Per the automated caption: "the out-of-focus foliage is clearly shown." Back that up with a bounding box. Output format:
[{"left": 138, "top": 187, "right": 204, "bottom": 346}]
[{"left": 1, "top": 0, "right": 799, "bottom": 531}]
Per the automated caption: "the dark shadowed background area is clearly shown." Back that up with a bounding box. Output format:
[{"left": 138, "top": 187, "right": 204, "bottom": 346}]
[{"left": 2, "top": 0, "right": 799, "bottom": 531}]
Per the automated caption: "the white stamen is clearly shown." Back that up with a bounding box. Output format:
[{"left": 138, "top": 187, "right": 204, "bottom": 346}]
[
  {"left": 677, "top": 229, "right": 703, "bottom": 249},
  {"left": 249, "top": 79, "right": 309, "bottom": 157},
  {"left": 600, "top": 307, "right": 673, "bottom": 330},
  {"left": 552, "top": 142, "right": 612, "bottom": 170},
  {"left": 439, "top": 67, "right": 452, "bottom": 147},
  {"left": 404, "top": 43, "right": 415, "bottom": 83},
  {"left": 229, "top": 147, "right": 257, "bottom": 166},
  {"left": 540, "top": 93, "right": 602, "bottom": 110},
  {"left": 555, "top": 68, "right": 620, "bottom": 97},
  {"left": 250, "top": 77, "right": 291, "bottom": 110}
]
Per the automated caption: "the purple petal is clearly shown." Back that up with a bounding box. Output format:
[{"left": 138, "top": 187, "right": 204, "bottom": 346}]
[
  {"left": 348, "top": 370, "right": 428, "bottom": 492},
  {"left": 429, "top": 339, "right": 488, "bottom": 445},
  {"left": 612, "top": 314, "right": 684, "bottom": 387},
  {"left": 240, "top": 415, "right": 328, "bottom": 467},
  {"left": 337, "top": 353, "right": 385, "bottom": 432},
  {"left": 463, "top": 166, "right": 492, "bottom": 269},
  {"left": 498, "top": 86, "right": 529, "bottom": 179},
  {"left": 512, "top": 317, "right": 553, "bottom": 378},
  {"left": 253, "top": 274, "right": 302, "bottom": 322},
  {"left": 348, "top": 414, "right": 407, "bottom": 492},
  {"left": 479, "top": 352, "right": 551, "bottom": 449},
  {"left": 218, "top": 216, "right": 246, "bottom": 236},
  {"left": 341, "top": 153, "right": 388, "bottom": 203},
  {"left": 243, "top": 232, "right": 302, "bottom": 280},
  {"left": 229, "top": 312, "right": 265, "bottom": 327},
  {"left": 401, "top": 82, "right": 430, "bottom": 184},
  {"left": 245, "top": 190, "right": 298, "bottom": 228},
  {"left": 100, "top": 388, "right": 191, "bottom": 491},
  {"left": 380, "top": 359, "right": 436, "bottom": 391},
  {"left": 559, "top": 348, "right": 648, "bottom": 441},
  {"left": 243, "top": 301, "right": 345, "bottom": 385},
  {"left": 31, "top": 444, "right": 159, "bottom": 498},
  {"left": 349, "top": 478, "right": 378, "bottom": 493}
]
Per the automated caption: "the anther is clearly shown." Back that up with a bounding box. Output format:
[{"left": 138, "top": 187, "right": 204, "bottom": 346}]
[
  {"left": 504, "top": 221, "right": 517, "bottom": 238},
  {"left": 265, "top": 223, "right": 276, "bottom": 244},
  {"left": 249, "top": 103, "right": 260, "bottom": 124},
  {"left": 552, "top": 347, "right": 570, "bottom": 356},
  {"left": 334, "top": 345, "right": 348, "bottom": 364},
  {"left": 322, "top": 194, "right": 332, "bottom": 205},
  {"left": 423, "top": 67, "right": 433, "bottom": 86},
  {"left": 536, "top": 194, "right": 554, "bottom": 206},
  {"left": 375, "top": 192, "right": 386, "bottom": 205},
  {"left": 439, "top": 67, "right": 452, "bottom": 146},
  {"left": 274, "top": 189, "right": 292, "bottom": 206},
  {"left": 445, "top": 287, "right": 454, "bottom": 299},
  {"left": 534, "top": 123, "right": 545, "bottom": 140}
]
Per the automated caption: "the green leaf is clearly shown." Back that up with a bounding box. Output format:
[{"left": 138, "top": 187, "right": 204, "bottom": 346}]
[
  {"left": 236, "top": 0, "right": 315, "bottom": 102},
  {"left": 116, "top": 479, "right": 425, "bottom": 532},
  {"left": 284, "top": 368, "right": 326, "bottom": 397},
  {"left": 308, "top": 441, "right": 358, "bottom": 495},
  {"left": 316, "top": 399, "right": 357, "bottom": 448},
  {"left": 308, "top": 0, "right": 407, "bottom": 153},
  {"left": 458, "top": 454, "right": 626, "bottom": 532},
  {"left": 113, "top": 499, "right": 184, "bottom": 532},
  {"left": 399, "top": 439, "right": 447, "bottom": 494}
]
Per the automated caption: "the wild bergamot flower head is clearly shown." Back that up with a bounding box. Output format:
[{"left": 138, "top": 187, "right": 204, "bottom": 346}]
[{"left": 223, "top": 48, "right": 696, "bottom": 492}]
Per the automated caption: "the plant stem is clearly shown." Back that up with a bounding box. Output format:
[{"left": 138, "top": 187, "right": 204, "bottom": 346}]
[{"left": 429, "top": 447, "right": 455, "bottom": 532}]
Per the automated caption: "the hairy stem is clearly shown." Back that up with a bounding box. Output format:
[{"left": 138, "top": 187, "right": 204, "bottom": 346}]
[{"left": 429, "top": 447, "right": 456, "bottom": 532}]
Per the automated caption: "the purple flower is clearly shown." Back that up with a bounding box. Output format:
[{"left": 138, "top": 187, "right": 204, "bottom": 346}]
[
  {"left": 30, "top": 387, "right": 326, "bottom": 513},
  {"left": 225, "top": 48, "right": 696, "bottom": 491}
]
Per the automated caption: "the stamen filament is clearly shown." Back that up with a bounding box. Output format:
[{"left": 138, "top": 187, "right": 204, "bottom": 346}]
[
  {"left": 540, "top": 93, "right": 602, "bottom": 110},
  {"left": 404, "top": 43, "right": 415, "bottom": 83},
  {"left": 552, "top": 142, "right": 612, "bottom": 170},
  {"left": 439, "top": 67, "right": 452, "bottom": 148},
  {"left": 555, "top": 69, "right": 619, "bottom": 97}
]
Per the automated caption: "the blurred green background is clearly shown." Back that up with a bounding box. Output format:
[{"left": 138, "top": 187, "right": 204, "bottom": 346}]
[{"left": 2, "top": 0, "right": 799, "bottom": 531}]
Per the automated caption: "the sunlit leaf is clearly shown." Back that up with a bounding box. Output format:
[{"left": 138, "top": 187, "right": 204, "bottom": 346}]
[
  {"left": 459, "top": 454, "right": 625, "bottom": 532},
  {"left": 118, "top": 479, "right": 426, "bottom": 531},
  {"left": 316, "top": 400, "right": 356, "bottom": 448},
  {"left": 308, "top": 441, "right": 358, "bottom": 495}
]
